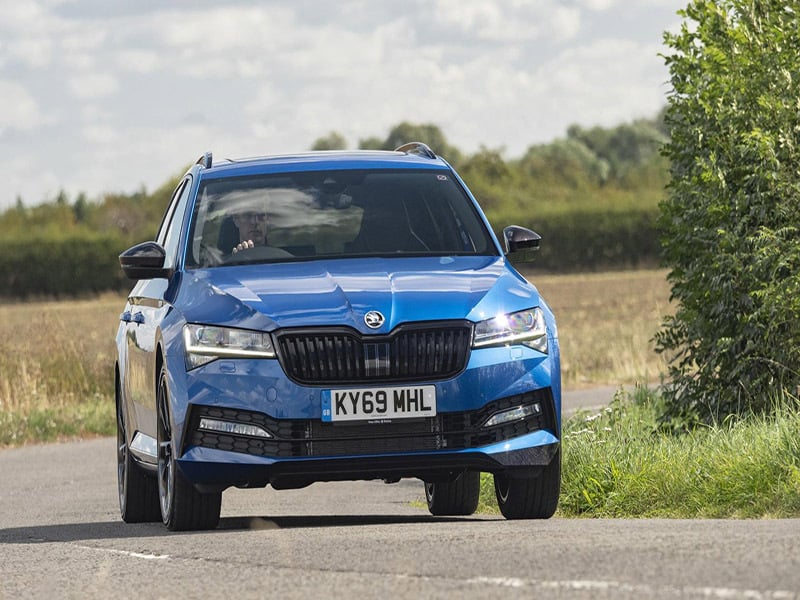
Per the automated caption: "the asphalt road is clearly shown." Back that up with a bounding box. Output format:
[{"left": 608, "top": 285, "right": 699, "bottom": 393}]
[{"left": 2, "top": 389, "right": 799, "bottom": 599}]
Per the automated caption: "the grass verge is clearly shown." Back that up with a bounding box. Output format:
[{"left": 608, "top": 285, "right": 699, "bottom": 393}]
[
  {"left": 478, "top": 388, "right": 800, "bottom": 518},
  {"left": 0, "top": 399, "right": 114, "bottom": 446}
]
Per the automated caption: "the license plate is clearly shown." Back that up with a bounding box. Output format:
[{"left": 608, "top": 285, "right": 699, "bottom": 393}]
[{"left": 322, "top": 386, "right": 436, "bottom": 422}]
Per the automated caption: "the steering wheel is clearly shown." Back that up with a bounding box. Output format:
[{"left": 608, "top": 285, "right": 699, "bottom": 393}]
[{"left": 224, "top": 245, "right": 293, "bottom": 263}]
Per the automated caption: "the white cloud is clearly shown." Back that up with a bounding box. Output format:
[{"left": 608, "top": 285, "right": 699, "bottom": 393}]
[
  {"left": 82, "top": 124, "right": 116, "bottom": 144},
  {"left": 0, "top": 81, "right": 49, "bottom": 130},
  {"left": 430, "top": 0, "right": 580, "bottom": 42},
  {"left": 4, "top": 154, "right": 63, "bottom": 205},
  {"left": 116, "top": 49, "right": 161, "bottom": 74},
  {"left": 62, "top": 29, "right": 107, "bottom": 53},
  {"left": 579, "top": 0, "right": 619, "bottom": 10},
  {"left": 6, "top": 37, "right": 54, "bottom": 68},
  {"left": 533, "top": 38, "right": 669, "bottom": 132},
  {"left": 578, "top": 0, "right": 676, "bottom": 9},
  {"left": 68, "top": 72, "right": 119, "bottom": 99},
  {"left": 1, "top": 1, "right": 50, "bottom": 31},
  {"left": 155, "top": 6, "right": 294, "bottom": 54}
]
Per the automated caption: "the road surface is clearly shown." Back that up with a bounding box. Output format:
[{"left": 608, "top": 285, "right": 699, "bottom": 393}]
[{"left": 1, "top": 388, "right": 798, "bottom": 599}]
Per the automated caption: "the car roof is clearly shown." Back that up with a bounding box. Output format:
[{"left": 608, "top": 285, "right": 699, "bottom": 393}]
[{"left": 194, "top": 148, "right": 451, "bottom": 180}]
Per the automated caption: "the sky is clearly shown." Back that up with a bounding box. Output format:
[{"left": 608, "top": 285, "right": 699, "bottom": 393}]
[{"left": 0, "top": 0, "right": 685, "bottom": 212}]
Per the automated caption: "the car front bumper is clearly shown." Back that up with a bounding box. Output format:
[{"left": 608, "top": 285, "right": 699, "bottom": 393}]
[
  {"left": 178, "top": 432, "right": 560, "bottom": 493},
  {"left": 166, "top": 342, "right": 561, "bottom": 492}
]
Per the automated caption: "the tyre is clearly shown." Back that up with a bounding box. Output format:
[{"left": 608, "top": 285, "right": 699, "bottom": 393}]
[
  {"left": 157, "top": 366, "right": 222, "bottom": 531},
  {"left": 494, "top": 449, "right": 561, "bottom": 520},
  {"left": 424, "top": 471, "right": 480, "bottom": 516},
  {"left": 117, "top": 378, "right": 160, "bottom": 523}
]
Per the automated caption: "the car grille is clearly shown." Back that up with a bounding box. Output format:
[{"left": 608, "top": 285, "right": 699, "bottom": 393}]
[
  {"left": 185, "top": 388, "right": 556, "bottom": 459},
  {"left": 273, "top": 321, "right": 473, "bottom": 385}
]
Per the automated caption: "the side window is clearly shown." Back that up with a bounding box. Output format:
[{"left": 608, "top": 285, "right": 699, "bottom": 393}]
[{"left": 159, "top": 177, "right": 193, "bottom": 269}]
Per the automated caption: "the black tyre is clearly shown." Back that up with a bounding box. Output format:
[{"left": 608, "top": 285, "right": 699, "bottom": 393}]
[
  {"left": 157, "top": 366, "right": 221, "bottom": 531},
  {"left": 425, "top": 471, "right": 481, "bottom": 516},
  {"left": 494, "top": 449, "right": 561, "bottom": 520},
  {"left": 117, "top": 377, "right": 160, "bottom": 523}
]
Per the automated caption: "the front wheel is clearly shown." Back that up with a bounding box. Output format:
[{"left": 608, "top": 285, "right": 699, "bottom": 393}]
[
  {"left": 494, "top": 449, "right": 561, "bottom": 520},
  {"left": 424, "top": 471, "right": 480, "bottom": 516},
  {"left": 157, "top": 366, "right": 221, "bottom": 531}
]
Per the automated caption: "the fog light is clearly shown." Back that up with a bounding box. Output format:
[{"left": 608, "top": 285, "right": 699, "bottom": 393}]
[
  {"left": 483, "top": 403, "right": 541, "bottom": 428},
  {"left": 199, "top": 418, "right": 272, "bottom": 438}
]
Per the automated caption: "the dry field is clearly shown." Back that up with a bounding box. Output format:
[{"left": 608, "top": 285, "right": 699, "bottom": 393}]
[
  {"left": 526, "top": 268, "right": 672, "bottom": 388},
  {"left": 0, "top": 294, "right": 122, "bottom": 445},
  {"left": 0, "top": 269, "right": 672, "bottom": 445}
]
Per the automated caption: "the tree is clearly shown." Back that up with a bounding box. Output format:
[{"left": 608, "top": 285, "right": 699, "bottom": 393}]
[
  {"left": 458, "top": 146, "right": 513, "bottom": 211},
  {"left": 521, "top": 138, "right": 609, "bottom": 188},
  {"left": 357, "top": 136, "right": 384, "bottom": 150},
  {"left": 359, "top": 121, "right": 463, "bottom": 165},
  {"left": 73, "top": 192, "right": 89, "bottom": 223},
  {"left": 311, "top": 131, "right": 347, "bottom": 151},
  {"left": 656, "top": 0, "right": 800, "bottom": 424},
  {"left": 567, "top": 119, "right": 667, "bottom": 183}
]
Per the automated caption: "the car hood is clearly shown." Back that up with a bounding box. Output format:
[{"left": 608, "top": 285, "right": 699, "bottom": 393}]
[{"left": 177, "top": 256, "right": 541, "bottom": 333}]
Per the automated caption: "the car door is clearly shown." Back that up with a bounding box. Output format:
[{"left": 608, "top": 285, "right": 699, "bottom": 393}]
[{"left": 125, "top": 177, "right": 193, "bottom": 438}]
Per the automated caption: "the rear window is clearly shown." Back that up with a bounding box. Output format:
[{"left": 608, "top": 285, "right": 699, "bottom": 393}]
[{"left": 186, "top": 169, "right": 497, "bottom": 268}]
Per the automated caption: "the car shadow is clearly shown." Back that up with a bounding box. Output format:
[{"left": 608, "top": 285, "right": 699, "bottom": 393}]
[
  {"left": 0, "top": 514, "right": 494, "bottom": 544},
  {"left": 217, "top": 514, "right": 493, "bottom": 530}
]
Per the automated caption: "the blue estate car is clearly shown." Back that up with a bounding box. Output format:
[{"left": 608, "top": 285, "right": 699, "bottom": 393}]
[{"left": 116, "top": 143, "right": 561, "bottom": 531}]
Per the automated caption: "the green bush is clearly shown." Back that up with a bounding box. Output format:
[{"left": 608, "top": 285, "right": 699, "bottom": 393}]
[{"left": 656, "top": 0, "right": 800, "bottom": 422}]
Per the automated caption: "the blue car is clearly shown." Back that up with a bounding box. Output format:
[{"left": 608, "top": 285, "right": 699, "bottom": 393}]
[{"left": 116, "top": 143, "right": 561, "bottom": 530}]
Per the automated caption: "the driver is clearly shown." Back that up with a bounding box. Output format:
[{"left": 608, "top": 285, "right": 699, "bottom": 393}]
[{"left": 231, "top": 210, "right": 268, "bottom": 254}]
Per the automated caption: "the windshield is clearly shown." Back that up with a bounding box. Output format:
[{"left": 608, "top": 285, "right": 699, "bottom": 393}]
[{"left": 186, "top": 169, "right": 497, "bottom": 268}]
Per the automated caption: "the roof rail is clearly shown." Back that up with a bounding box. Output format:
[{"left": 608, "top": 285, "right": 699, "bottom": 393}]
[
  {"left": 394, "top": 142, "right": 436, "bottom": 160},
  {"left": 195, "top": 151, "right": 213, "bottom": 169}
]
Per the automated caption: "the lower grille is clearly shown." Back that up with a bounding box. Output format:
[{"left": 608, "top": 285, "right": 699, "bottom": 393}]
[{"left": 185, "top": 388, "right": 556, "bottom": 459}]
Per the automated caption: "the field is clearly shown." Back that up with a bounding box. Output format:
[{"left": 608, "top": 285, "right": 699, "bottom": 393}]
[
  {"left": 529, "top": 268, "right": 671, "bottom": 388},
  {"left": 0, "top": 294, "right": 122, "bottom": 446},
  {"left": 0, "top": 269, "right": 672, "bottom": 446}
]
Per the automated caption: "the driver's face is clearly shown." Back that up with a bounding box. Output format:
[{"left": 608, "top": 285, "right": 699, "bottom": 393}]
[{"left": 233, "top": 212, "right": 267, "bottom": 245}]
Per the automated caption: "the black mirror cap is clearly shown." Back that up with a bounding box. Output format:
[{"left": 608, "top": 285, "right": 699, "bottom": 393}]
[
  {"left": 503, "top": 226, "right": 541, "bottom": 255},
  {"left": 119, "top": 242, "right": 171, "bottom": 280}
]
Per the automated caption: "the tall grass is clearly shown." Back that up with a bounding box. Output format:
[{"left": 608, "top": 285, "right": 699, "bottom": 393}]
[
  {"left": 562, "top": 388, "right": 800, "bottom": 517},
  {"left": 478, "top": 388, "right": 800, "bottom": 518},
  {"left": 0, "top": 295, "right": 119, "bottom": 445}
]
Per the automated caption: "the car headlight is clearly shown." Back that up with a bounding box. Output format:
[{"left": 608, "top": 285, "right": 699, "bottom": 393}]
[
  {"left": 183, "top": 324, "right": 276, "bottom": 369},
  {"left": 472, "top": 307, "right": 548, "bottom": 353}
]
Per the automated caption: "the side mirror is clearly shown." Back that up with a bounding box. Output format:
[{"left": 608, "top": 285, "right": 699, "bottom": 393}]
[
  {"left": 119, "top": 242, "right": 171, "bottom": 280},
  {"left": 503, "top": 226, "right": 541, "bottom": 255}
]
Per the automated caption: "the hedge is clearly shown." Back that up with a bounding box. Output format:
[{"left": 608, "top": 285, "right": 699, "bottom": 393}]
[
  {"left": 514, "top": 206, "right": 662, "bottom": 271},
  {"left": 0, "top": 235, "right": 129, "bottom": 298},
  {"left": 0, "top": 208, "right": 661, "bottom": 297}
]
